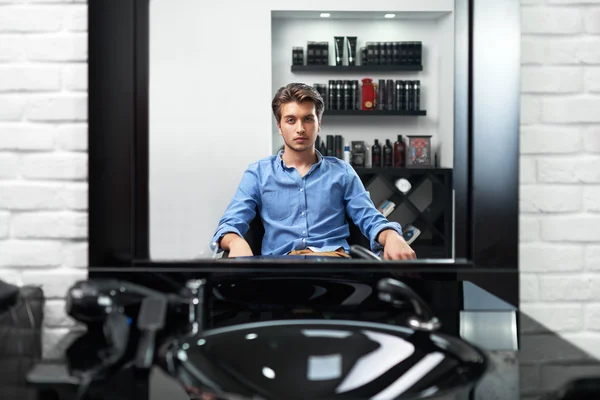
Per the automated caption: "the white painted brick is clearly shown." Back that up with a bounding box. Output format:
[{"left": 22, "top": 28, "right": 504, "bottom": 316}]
[
  {"left": 62, "top": 64, "right": 87, "bottom": 91},
  {"left": 26, "top": 34, "right": 87, "bottom": 62},
  {"left": 589, "top": 276, "right": 600, "bottom": 300},
  {"left": 521, "top": 126, "right": 583, "bottom": 154},
  {"left": 548, "top": 0, "right": 600, "bottom": 4},
  {"left": 521, "top": 8, "right": 583, "bottom": 34},
  {"left": 42, "top": 327, "right": 71, "bottom": 359},
  {"left": 0, "top": 123, "right": 54, "bottom": 150},
  {"left": 542, "top": 98, "right": 600, "bottom": 123},
  {"left": 586, "top": 67, "right": 600, "bottom": 92},
  {"left": 520, "top": 216, "right": 540, "bottom": 242},
  {"left": 25, "top": 95, "right": 87, "bottom": 122},
  {"left": 0, "top": 66, "right": 61, "bottom": 92},
  {"left": 0, "top": 239, "right": 62, "bottom": 267},
  {"left": 520, "top": 185, "right": 582, "bottom": 213},
  {"left": 538, "top": 157, "right": 600, "bottom": 183},
  {"left": 521, "top": 66, "right": 583, "bottom": 94},
  {"left": 0, "top": 269, "right": 21, "bottom": 286},
  {"left": 539, "top": 275, "right": 593, "bottom": 301},
  {"left": 0, "top": 153, "right": 19, "bottom": 178},
  {"left": 64, "top": 5, "right": 86, "bottom": 32},
  {"left": 0, "top": 35, "right": 26, "bottom": 61},
  {"left": 521, "top": 37, "right": 600, "bottom": 65},
  {"left": 560, "top": 333, "right": 600, "bottom": 360},
  {"left": 22, "top": 268, "right": 87, "bottom": 298},
  {"left": 55, "top": 123, "right": 87, "bottom": 151},
  {"left": 584, "top": 186, "right": 600, "bottom": 212},
  {"left": 541, "top": 215, "right": 600, "bottom": 241},
  {"left": 21, "top": 153, "right": 87, "bottom": 180},
  {"left": 587, "top": 246, "right": 600, "bottom": 270},
  {"left": 584, "top": 8, "right": 600, "bottom": 33},
  {"left": 11, "top": 211, "right": 87, "bottom": 239},
  {"left": 0, "top": 6, "right": 63, "bottom": 33},
  {"left": 521, "top": 303, "right": 584, "bottom": 332},
  {"left": 520, "top": 95, "right": 541, "bottom": 125},
  {"left": 0, "top": 211, "right": 9, "bottom": 238},
  {"left": 584, "top": 126, "right": 600, "bottom": 152},
  {"left": 519, "top": 332, "right": 596, "bottom": 360},
  {"left": 0, "top": 96, "right": 25, "bottom": 121},
  {"left": 520, "top": 243, "right": 584, "bottom": 272},
  {"left": 584, "top": 304, "right": 600, "bottom": 330},
  {"left": 44, "top": 299, "right": 75, "bottom": 327},
  {"left": 0, "top": 182, "right": 87, "bottom": 210},
  {"left": 520, "top": 274, "right": 539, "bottom": 302},
  {"left": 61, "top": 241, "right": 87, "bottom": 268},
  {"left": 520, "top": 156, "right": 537, "bottom": 183}
]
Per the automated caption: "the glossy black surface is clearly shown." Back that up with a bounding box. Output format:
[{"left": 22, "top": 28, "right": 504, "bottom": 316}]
[{"left": 164, "top": 320, "right": 487, "bottom": 400}]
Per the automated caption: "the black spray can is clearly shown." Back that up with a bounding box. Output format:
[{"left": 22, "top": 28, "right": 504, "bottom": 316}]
[
  {"left": 328, "top": 80, "right": 335, "bottom": 110},
  {"left": 343, "top": 80, "right": 351, "bottom": 110},
  {"left": 386, "top": 80, "right": 394, "bottom": 111},
  {"left": 350, "top": 80, "right": 358, "bottom": 111},
  {"left": 405, "top": 80, "right": 413, "bottom": 111},
  {"left": 378, "top": 79, "right": 386, "bottom": 110},
  {"left": 414, "top": 80, "right": 421, "bottom": 111},
  {"left": 336, "top": 80, "right": 343, "bottom": 111}
]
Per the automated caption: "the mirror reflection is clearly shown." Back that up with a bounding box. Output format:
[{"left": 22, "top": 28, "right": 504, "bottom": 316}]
[{"left": 149, "top": 3, "right": 456, "bottom": 261}]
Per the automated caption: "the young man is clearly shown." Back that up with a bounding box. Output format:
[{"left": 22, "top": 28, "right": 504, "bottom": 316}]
[{"left": 212, "top": 83, "right": 416, "bottom": 260}]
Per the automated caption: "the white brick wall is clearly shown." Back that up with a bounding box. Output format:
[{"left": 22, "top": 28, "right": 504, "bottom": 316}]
[
  {"left": 519, "top": 0, "right": 600, "bottom": 396},
  {"left": 0, "top": 0, "right": 88, "bottom": 354}
]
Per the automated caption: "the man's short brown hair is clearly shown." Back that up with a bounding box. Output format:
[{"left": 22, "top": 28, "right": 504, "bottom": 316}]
[{"left": 271, "top": 83, "right": 325, "bottom": 124}]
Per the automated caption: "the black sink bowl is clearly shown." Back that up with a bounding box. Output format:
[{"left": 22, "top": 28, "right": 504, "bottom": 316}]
[{"left": 160, "top": 319, "right": 488, "bottom": 400}]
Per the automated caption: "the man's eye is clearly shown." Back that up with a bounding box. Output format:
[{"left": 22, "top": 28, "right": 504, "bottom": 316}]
[
  {"left": 287, "top": 119, "right": 294, "bottom": 123},
  {"left": 305, "top": 117, "right": 313, "bottom": 122}
]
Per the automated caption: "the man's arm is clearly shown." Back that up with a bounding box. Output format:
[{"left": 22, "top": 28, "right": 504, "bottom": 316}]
[
  {"left": 343, "top": 165, "right": 416, "bottom": 260},
  {"left": 211, "top": 166, "right": 261, "bottom": 257}
]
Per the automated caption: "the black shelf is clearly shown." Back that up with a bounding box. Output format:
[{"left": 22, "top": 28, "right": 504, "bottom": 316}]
[
  {"left": 326, "top": 110, "right": 426, "bottom": 116},
  {"left": 291, "top": 65, "right": 423, "bottom": 73}
]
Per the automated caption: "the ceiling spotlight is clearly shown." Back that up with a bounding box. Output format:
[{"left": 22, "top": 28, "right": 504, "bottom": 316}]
[
  {"left": 385, "top": 13, "right": 396, "bottom": 18},
  {"left": 320, "top": 13, "right": 331, "bottom": 18}
]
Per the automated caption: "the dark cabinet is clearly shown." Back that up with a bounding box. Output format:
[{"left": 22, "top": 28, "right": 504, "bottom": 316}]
[{"left": 354, "top": 167, "right": 453, "bottom": 259}]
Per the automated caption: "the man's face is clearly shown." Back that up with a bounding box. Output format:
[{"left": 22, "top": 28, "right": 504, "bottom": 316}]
[{"left": 277, "top": 101, "right": 321, "bottom": 153}]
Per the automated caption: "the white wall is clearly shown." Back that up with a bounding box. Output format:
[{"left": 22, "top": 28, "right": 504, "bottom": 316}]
[
  {"left": 270, "top": 15, "right": 454, "bottom": 167},
  {"left": 149, "top": 0, "right": 454, "bottom": 260},
  {"left": 0, "top": 0, "right": 88, "bottom": 355},
  {"left": 518, "top": 1, "right": 600, "bottom": 398}
]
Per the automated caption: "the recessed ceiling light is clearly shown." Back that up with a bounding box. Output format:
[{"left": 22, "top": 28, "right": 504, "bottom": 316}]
[
  {"left": 385, "top": 13, "right": 396, "bottom": 18},
  {"left": 320, "top": 13, "right": 331, "bottom": 18}
]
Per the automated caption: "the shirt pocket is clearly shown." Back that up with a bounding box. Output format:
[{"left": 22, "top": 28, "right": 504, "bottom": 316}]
[{"left": 261, "top": 190, "right": 297, "bottom": 221}]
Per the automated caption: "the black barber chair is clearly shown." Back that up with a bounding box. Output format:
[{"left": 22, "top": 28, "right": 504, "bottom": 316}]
[{"left": 222, "top": 214, "right": 370, "bottom": 257}]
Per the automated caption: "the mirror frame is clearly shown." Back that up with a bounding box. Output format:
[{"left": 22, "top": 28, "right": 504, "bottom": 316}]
[{"left": 87, "top": 0, "right": 520, "bottom": 304}]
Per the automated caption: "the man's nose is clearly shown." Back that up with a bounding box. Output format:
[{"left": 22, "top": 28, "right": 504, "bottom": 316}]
[{"left": 296, "top": 122, "right": 306, "bottom": 133}]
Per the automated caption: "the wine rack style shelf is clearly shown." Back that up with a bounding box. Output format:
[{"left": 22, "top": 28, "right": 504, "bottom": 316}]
[{"left": 352, "top": 167, "right": 453, "bottom": 259}]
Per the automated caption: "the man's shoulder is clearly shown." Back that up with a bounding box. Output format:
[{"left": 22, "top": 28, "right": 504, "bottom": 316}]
[
  {"left": 247, "top": 154, "right": 278, "bottom": 170},
  {"left": 321, "top": 156, "right": 351, "bottom": 171}
]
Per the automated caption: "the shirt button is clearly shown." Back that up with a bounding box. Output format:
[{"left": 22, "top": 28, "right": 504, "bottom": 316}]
[
  {"left": 301, "top": 212, "right": 305, "bottom": 216},
  {"left": 302, "top": 230, "right": 306, "bottom": 234},
  {"left": 299, "top": 188, "right": 303, "bottom": 192}
]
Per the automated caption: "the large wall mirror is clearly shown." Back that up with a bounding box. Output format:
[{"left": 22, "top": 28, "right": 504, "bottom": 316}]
[{"left": 88, "top": 0, "right": 519, "bottom": 301}]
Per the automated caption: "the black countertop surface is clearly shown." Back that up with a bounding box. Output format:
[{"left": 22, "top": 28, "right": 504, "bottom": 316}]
[{"left": 17, "top": 261, "right": 600, "bottom": 399}]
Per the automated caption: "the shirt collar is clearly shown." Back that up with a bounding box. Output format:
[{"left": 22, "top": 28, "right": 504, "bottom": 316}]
[{"left": 277, "top": 149, "right": 324, "bottom": 171}]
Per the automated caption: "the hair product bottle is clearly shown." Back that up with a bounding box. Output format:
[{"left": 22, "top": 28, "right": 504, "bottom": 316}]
[
  {"left": 372, "top": 139, "right": 382, "bottom": 167},
  {"left": 394, "top": 135, "right": 406, "bottom": 167},
  {"left": 383, "top": 139, "right": 393, "bottom": 167}
]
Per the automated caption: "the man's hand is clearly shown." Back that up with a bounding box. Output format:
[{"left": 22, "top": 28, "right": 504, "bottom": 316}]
[
  {"left": 221, "top": 233, "right": 254, "bottom": 258},
  {"left": 378, "top": 229, "right": 417, "bottom": 260}
]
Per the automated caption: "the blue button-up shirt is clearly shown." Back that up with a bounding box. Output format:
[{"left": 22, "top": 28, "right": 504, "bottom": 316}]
[{"left": 212, "top": 150, "right": 403, "bottom": 256}]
